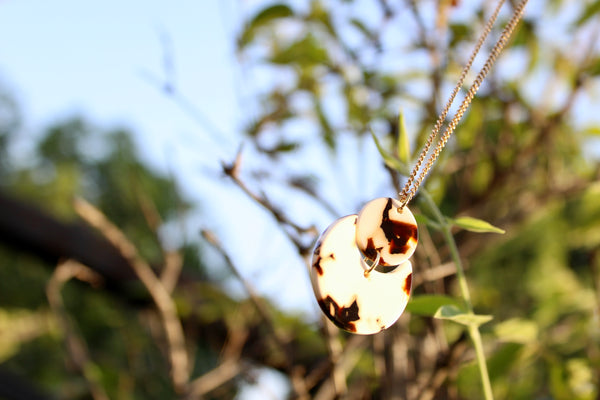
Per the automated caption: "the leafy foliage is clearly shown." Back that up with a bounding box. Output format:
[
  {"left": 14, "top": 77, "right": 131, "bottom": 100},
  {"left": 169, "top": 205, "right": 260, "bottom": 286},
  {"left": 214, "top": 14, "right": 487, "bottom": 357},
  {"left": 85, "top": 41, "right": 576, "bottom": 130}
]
[
  {"left": 0, "top": 116, "right": 209, "bottom": 398},
  {"left": 235, "top": 0, "right": 600, "bottom": 398}
]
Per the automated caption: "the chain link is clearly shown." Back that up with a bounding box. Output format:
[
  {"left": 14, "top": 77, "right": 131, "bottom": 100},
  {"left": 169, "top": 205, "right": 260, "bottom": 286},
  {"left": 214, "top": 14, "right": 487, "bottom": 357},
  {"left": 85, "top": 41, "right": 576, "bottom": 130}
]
[{"left": 399, "top": 0, "right": 529, "bottom": 207}]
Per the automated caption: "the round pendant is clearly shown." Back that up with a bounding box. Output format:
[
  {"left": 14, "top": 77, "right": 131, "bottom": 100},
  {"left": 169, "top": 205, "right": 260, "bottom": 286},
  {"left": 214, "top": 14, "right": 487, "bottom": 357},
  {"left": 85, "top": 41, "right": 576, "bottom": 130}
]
[
  {"left": 310, "top": 215, "right": 413, "bottom": 335},
  {"left": 355, "top": 197, "right": 418, "bottom": 268}
]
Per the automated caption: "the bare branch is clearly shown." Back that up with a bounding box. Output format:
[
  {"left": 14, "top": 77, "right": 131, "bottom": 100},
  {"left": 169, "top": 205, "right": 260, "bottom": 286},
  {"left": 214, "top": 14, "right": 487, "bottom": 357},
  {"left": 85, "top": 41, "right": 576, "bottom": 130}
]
[
  {"left": 134, "top": 184, "right": 184, "bottom": 294},
  {"left": 313, "top": 335, "right": 369, "bottom": 400},
  {"left": 161, "top": 251, "right": 184, "bottom": 294},
  {"left": 221, "top": 147, "right": 317, "bottom": 256},
  {"left": 186, "top": 359, "right": 245, "bottom": 399},
  {"left": 321, "top": 319, "right": 347, "bottom": 397},
  {"left": 413, "top": 262, "right": 457, "bottom": 287},
  {"left": 200, "top": 231, "right": 292, "bottom": 357},
  {"left": 416, "top": 334, "right": 468, "bottom": 400},
  {"left": 200, "top": 229, "right": 312, "bottom": 399},
  {"left": 73, "top": 198, "right": 190, "bottom": 393},
  {"left": 46, "top": 260, "right": 109, "bottom": 400}
]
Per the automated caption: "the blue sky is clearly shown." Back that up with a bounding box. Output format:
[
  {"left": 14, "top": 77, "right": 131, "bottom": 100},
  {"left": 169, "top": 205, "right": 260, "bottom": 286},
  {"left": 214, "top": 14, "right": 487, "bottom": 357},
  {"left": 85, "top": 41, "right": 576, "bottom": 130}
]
[{"left": 0, "top": 0, "right": 240, "bottom": 165}]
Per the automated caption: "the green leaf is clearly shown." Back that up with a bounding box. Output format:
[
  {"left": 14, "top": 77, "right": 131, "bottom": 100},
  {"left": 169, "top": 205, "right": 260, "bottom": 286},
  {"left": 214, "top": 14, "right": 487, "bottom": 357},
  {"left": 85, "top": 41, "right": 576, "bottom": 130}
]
[
  {"left": 565, "top": 359, "right": 596, "bottom": 399},
  {"left": 584, "top": 58, "right": 600, "bottom": 76},
  {"left": 449, "top": 23, "right": 471, "bottom": 47},
  {"left": 238, "top": 4, "right": 294, "bottom": 47},
  {"left": 349, "top": 18, "right": 374, "bottom": 41},
  {"left": 251, "top": 4, "right": 294, "bottom": 23},
  {"left": 309, "top": 1, "right": 336, "bottom": 37},
  {"left": 494, "top": 318, "right": 538, "bottom": 344},
  {"left": 370, "top": 131, "right": 409, "bottom": 174},
  {"left": 583, "top": 125, "right": 600, "bottom": 136},
  {"left": 315, "top": 98, "right": 336, "bottom": 149},
  {"left": 259, "top": 140, "right": 300, "bottom": 156},
  {"left": 0, "top": 308, "right": 57, "bottom": 363},
  {"left": 407, "top": 295, "right": 462, "bottom": 316},
  {"left": 270, "top": 33, "right": 329, "bottom": 66},
  {"left": 576, "top": 0, "right": 600, "bottom": 26},
  {"left": 510, "top": 19, "right": 534, "bottom": 47},
  {"left": 449, "top": 216, "right": 505, "bottom": 234},
  {"left": 396, "top": 110, "right": 410, "bottom": 164},
  {"left": 526, "top": 31, "right": 541, "bottom": 74},
  {"left": 434, "top": 305, "right": 493, "bottom": 327}
]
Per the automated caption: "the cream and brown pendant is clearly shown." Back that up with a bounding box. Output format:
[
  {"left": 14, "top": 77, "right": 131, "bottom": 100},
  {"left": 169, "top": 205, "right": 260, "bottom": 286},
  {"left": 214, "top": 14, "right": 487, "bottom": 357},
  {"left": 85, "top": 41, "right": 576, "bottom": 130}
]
[
  {"left": 309, "top": 0, "right": 527, "bottom": 334},
  {"left": 310, "top": 198, "right": 417, "bottom": 335}
]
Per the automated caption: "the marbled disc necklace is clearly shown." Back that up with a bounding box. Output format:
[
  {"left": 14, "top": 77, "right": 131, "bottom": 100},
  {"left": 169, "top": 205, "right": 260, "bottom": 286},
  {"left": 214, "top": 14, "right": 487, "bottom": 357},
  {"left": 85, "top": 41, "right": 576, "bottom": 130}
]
[{"left": 310, "top": 0, "right": 528, "bottom": 335}]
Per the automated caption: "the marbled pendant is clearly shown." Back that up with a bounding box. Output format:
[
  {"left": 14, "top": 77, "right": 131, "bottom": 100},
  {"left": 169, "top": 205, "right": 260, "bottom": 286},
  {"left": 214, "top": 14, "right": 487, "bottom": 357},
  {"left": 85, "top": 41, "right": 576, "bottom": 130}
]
[
  {"left": 310, "top": 215, "right": 413, "bottom": 335},
  {"left": 355, "top": 197, "right": 418, "bottom": 268}
]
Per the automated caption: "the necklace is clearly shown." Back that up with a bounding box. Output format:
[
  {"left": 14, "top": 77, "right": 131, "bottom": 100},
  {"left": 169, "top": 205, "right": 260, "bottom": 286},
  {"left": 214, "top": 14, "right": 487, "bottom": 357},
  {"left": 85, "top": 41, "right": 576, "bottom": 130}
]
[{"left": 310, "top": 0, "right": 529, "bottom": 335}]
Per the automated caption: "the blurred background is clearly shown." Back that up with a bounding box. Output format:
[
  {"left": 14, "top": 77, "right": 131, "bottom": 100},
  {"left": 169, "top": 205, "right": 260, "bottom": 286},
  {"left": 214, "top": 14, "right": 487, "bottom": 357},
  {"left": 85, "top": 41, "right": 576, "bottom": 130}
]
[{"left": 0, "top": 0, "right": 599, "bottom": 399}]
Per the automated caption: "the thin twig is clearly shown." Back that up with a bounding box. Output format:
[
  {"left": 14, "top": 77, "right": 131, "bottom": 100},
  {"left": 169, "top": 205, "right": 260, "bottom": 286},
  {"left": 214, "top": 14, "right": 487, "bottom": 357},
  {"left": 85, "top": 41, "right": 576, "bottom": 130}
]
[
  {"left": 134, "top": 185, "right": 184, "bottom": 294},
  {"left": 201, "top": 229, "right": 314, "bottom": 399},
  {"left": 413, "top": 262, "right": 458, "bottom": 287},
  {"left": 200, "top": 230, "right": 292, "bottom": 360},
  {"left": 186, "top": 359, "right": 245, "bottom": 399},
  {"left": 187, "top": 307, "right": 249, "bottom": 399},
  {"left": 313, "top": 336, "right": 369, "bottom": 400},
  {"left": 74, "top": 198, "right": 190, "bottom": 393},
  {"left": 139, "top": 68, "right": 235, "bottom": 152},
  {"left": 388, "top": 322, "right": 412, "bottom": 399},
  {"left": 222, "top": 147, "right": 317, "bottom": 255},
  {"left": 161, "top": 251, "right": 184, "bottom": 294},
  {"left": 416, "top": 334, "right": 468, "bottom": 400},
  {"left": 322, "top": 317, "right": 347, "bottom": 397},
  {"left": 46, "top": 260, "right": 109, "bottom": 400}
]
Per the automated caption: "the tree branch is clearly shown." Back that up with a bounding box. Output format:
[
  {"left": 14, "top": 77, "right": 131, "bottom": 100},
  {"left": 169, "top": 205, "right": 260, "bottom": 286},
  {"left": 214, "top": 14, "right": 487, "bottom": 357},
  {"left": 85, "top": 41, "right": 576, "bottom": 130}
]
[
  {"left": 73, "top": 198, "right": 190, "bottom": 394},
  {"left": 46, "top": 260, "right": 109, "bottom": 400}
]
